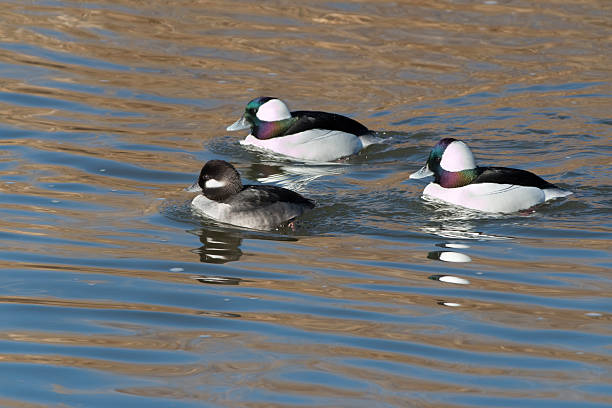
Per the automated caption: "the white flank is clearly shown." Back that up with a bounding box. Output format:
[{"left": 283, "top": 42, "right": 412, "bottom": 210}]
[
  {"left": 256, "top": 99, "right": 291, "bottom": 121},
  {"left": 440, "top": 140, "right": 476, "bottom": 172},
  {"left": 205, "top": 178, "right": 227, "bottom": 188},
  {"left": 241, "top": 129, "right": 362, "bottom": 162},
  {"left": 423, "top": 182, "right": 546, "bottom": 213}
]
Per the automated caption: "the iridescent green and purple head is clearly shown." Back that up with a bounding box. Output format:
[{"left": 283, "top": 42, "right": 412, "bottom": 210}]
[
  {"left": 227, "top": 96, "right": 298, "bottom": 140},
  {"left": 410, "top": 138, "right": 479, "bottom": 188}
]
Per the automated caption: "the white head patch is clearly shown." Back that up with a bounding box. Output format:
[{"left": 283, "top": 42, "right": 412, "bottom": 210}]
[
  {"left": 256, "top": 99, "right": 291, "bottom": 121},
  {"left": 205, "top": 178, "right": 227, "bottom": 189},
  {"left": 440, "top": 140, "right": 477, "bottom": 172}
]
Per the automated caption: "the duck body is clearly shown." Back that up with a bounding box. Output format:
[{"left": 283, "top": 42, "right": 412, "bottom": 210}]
[
  {"left": 410, "top": 138, "right": 572, "bottom": 213},
  {"left": 188, "top": 160, "right": 315, "bottom": 230},
  {"left": 228, "top": 97, "right": 374, "bottom": 162}
]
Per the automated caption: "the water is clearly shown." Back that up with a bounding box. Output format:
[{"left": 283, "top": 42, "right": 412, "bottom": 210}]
[{"left": 1, "top": 1, "right": 611, "bottom": 407}]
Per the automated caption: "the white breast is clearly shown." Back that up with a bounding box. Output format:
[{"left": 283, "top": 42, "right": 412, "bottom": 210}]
[
  {"left": 422, "top": 182, "right": 547, "bottom": 213},
  {"left": 240, "top": 129, "right": 363, "bottom": 162}
]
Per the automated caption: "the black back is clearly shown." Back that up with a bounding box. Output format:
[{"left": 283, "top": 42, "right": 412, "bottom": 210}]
[
  {"left": 224, "top": 184, "right": 316, "bottom": 210},
  {"left": 473, "top": 167, "right": 557, "bottom": 189},
  {"left": 283, "top": 111, "right": 370, "bottom": 136}
]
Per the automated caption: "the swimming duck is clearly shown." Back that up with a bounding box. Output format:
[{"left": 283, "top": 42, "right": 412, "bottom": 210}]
[
  {"left": 187, "top": 160, "right": 315, "bottom": 230},
  {"left": 226, "top": 96, "right": 376, "bottom": 162},
  {"left": 410, "top": 138, "right": 572, "bottom": 213}
]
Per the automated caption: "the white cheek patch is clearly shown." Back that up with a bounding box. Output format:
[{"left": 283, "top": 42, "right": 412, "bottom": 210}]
[
  {"left": 205, "top": 178, "right": 227, "bottom": 189},
  {"left": 256, "top": 99, "right": 291, "bottom": 121},
  {"left": 440, "top": 141, "right": 477, "bottom": 172}
]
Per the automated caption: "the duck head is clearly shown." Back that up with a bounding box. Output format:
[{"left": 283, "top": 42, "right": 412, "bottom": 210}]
[
  {"left": 187, "top": 160, "right": 243, "bottom": 202},
  {"left": 227, "top": 96, "right": 292, "bottom": 131},
  {"left": 410, "top": 138, "right": 477, "bottom": 185}
]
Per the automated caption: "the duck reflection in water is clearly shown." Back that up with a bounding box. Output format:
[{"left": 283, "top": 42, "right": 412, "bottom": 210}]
[
  {"left": 191, "top": 227, "right": 247, "bottom": 287},
  {"left": 192, "top": 227, "right": 243, "bottom": 264},
  {"left": 420, "top": 201, "right": 513, "bottom": 241},
  {"left": 190, "top": 224, "right": 300, "bottom": 264}
]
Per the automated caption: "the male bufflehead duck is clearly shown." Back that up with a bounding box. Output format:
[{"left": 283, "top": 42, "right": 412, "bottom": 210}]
[
  {"left": 227, "top": 96, "right": 376, "bottom": 162},
  {"left": 187, "top": 160, "right": 315, "bottom": 230},
  {"left": 410, "top": 138, "right": 572, "bottom": 213}
]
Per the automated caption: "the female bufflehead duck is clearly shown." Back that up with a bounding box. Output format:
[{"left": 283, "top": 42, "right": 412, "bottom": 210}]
[
  {"left": 410, "top": 138, "right": 572, "bottom": 213},
  {"left": 187, "top": 160, "right": 315, "bottom": 230},
  {"left": 227, "top": 96, "right": 375, "bottom": 162}
]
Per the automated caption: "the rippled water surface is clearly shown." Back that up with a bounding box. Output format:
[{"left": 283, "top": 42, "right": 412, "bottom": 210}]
[{"left": 1, "top": 1, "right": 611, "bottom": 407}]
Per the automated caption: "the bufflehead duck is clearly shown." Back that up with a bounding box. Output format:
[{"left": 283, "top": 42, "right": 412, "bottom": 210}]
[
  {"left": 187, "top": 160, "right": 315, "bottom": 230},
  {"left": 227, "top": 96, "right": 376, "bottom": 162},
  {"left": 410, "top": 138, "right": 572, "bottom": 213}
]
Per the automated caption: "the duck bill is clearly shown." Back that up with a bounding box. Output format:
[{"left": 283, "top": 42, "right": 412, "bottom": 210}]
[
  {"left": 184, "top": 180, "right": 202, "bottom": 193},
  {"left": 226, "top": 115, "right": 251, "bottom": 131},
  {"left": 409, "top": 165, "right": 434, "bottom": 179}
]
